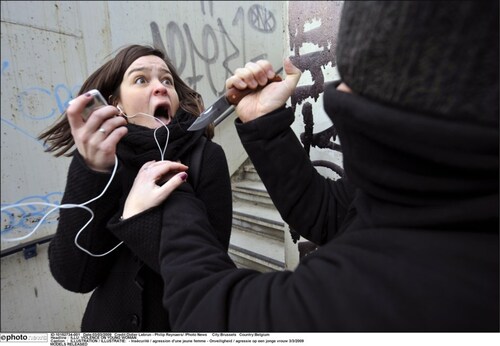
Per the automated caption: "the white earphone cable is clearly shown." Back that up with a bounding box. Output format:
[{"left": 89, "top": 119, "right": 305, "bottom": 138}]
[{"left": 1, "top": 112, "right": 170, "bottom": 257}]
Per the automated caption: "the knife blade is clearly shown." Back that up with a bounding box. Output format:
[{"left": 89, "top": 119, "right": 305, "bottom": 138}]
[{"left": 188, "top": 67, "right": 283, "bottom": 131}]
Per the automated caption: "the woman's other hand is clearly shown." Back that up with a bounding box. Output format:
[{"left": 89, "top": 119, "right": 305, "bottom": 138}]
[
  {"left": 66, "top": 93, "right": 128, "bottom": 172},
  {"left": 225, "top": 58, "right": 302, "bottom": 123},
  {"left": 122, "top": 160, "right": 188, "bottom": 220}
]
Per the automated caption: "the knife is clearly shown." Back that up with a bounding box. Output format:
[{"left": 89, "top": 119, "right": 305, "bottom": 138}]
[{"left": 188, "top": 67, "right": 283, "bottom": 131}]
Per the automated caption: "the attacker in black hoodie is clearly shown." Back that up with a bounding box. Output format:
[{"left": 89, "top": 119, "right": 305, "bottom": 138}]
[{"left": 157, "top": 1, "right": 499, "bottom": 331}]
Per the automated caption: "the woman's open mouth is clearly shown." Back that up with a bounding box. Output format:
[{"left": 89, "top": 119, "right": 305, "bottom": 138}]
[{"left": 153, "top": 105, "right": 171, "bottom": 126}]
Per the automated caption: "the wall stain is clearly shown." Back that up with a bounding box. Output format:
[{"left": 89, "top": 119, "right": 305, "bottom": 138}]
[{"left": 288, "top": 1, "right": 344, "bottom": 176}]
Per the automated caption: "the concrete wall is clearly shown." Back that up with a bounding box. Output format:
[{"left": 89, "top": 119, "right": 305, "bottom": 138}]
[{"left": 1, "top": 0, "right": 284, "bottom": 332}]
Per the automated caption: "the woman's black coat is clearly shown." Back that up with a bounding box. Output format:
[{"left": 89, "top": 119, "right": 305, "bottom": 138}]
[{"left": 48, "top": 113, "right": 232, "bottom": 332}]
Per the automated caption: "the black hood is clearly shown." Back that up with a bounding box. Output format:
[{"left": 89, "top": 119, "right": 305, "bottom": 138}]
[{"left": 324, "top": 84, "right": 498, "bottom": 228}]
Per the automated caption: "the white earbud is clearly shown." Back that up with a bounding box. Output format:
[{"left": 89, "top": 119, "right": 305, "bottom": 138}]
[{"left": 117, "top": 105, "right": 126, "bottom": 117}]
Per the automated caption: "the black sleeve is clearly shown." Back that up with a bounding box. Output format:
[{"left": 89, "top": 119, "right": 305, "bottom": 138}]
[
  {"left": 48, "top": 153, "right": 123, "bottom": 293},
  {"left": 160, "top": 108, "right": 357, "bottom": 331},
  {"left": 235, "top": 108, "right": 355, "bottom": 244},
  {"left": 107, "top": 206, "right": 163, "bottom": 272},
  {"left": 193, "top": 141, "right": 233, "bottom": 250},
  {"left": 159, "top": 187, "right": 345, "bottom": 331}
]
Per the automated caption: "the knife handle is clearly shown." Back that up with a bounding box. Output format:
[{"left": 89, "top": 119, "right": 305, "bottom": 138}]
[{"left": 225, "top": 75, "right": 283, "bottom": 106}]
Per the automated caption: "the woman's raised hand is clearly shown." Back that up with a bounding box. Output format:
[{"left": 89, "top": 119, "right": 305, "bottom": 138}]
[
  {"left": 122, "top": 160, "right": 188, "bottom": 220},
  {"left": 66, "top": 93, "right": 128, "bottom": 172}
]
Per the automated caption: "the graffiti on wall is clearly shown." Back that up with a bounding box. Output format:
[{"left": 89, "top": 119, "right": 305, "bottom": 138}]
[
  {"left": 1, "top": 59, "right": 70, "bottom": 242},
  {"left": 1, "top": 60, "right": 81, "bottom": 146},
  {"left": 150, "top": 3, "right": 276, "bottom": 97},
  {"left": 288, "top": 1, "right": 344, "bottom": 178},
  {"left": 1, "top": 193, "right": 62, "bottom": 242},
  {"left": 1, "top": 2, "right": 278, "bottom": 145},
  {"left": 287, "top": 1, "right": 344, "bottom": 245},
  {"left": 1, "top": 1, "right": 279, "bottom": 241}
]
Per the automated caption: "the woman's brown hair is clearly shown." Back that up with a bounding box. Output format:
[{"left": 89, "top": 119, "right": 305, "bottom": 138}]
[{"left": 38, "top": 44, "right": 212, "bottom": 157}]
